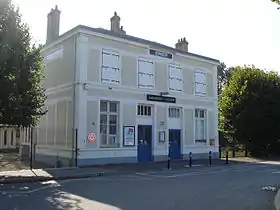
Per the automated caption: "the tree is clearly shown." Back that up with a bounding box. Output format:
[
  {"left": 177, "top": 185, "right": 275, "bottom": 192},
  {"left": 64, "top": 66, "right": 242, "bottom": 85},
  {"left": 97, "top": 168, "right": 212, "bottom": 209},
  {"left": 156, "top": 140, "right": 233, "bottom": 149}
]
[
  {"left": 217, "top": 62, "right": 236, "bottom": 95},
  {"left": 219, "top": 65, "right": 280, "bottom": 157},
  {"left": 0, "top": 0, "right": 46, "bottom": 126},
  {"left": 217, "top": 62, "right": 227, "bottom": 95},
  {"left": 271, "top": 0, "right": 280, "bottom": 5}
]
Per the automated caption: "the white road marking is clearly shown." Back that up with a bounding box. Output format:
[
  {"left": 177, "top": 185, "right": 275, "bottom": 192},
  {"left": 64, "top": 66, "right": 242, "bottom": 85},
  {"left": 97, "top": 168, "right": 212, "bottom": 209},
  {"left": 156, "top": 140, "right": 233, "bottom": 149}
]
[
  {"left": 184, "top": 164, "right": 203, "bottom": 168},
  {"left": 0, "top": 180, "right": 63, "bottom": 195}
]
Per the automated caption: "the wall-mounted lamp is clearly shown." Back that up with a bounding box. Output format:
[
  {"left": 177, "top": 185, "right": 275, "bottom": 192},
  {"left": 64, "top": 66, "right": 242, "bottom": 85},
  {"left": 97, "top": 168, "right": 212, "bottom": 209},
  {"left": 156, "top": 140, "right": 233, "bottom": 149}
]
[{"left": 160, "top": 92, "right": 169, "bottom": 96}]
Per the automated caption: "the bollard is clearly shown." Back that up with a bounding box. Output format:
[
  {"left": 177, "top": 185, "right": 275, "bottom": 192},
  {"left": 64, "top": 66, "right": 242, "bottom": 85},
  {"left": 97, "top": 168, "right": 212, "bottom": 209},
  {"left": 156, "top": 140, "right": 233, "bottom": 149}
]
[
  {"left": 225, "top": 151, "right": 229, "bottom": 165},
  {"left": 189, "top": 152, "right": 192, "bottom": 167},
  {"left": 209, "top": 151, "right": 212, "bottom": 166},
  {"left": 167, "top": 143, "right": 171, "bottom": 170}
]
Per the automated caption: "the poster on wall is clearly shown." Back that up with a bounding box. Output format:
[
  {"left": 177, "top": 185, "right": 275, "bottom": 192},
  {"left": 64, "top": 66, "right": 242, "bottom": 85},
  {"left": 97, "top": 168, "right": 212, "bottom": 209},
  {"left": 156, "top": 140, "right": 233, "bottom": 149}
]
[
  {"left": 159, "top": 131, "right": 165, "bottom": 143},
  {"left": 123, "top": 126, "right": 135, "bottom": 146}
]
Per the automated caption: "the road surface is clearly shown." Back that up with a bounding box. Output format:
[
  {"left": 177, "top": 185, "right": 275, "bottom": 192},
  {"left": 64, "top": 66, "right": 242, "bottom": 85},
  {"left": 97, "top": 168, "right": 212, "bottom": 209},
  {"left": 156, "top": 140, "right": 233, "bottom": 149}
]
[{"left": 0, "top": 162, "right": 279, "bottom": 210}]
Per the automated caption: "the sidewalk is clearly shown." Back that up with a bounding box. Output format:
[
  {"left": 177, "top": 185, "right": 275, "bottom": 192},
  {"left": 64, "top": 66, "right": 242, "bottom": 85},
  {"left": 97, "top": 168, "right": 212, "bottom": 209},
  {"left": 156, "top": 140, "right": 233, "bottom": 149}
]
[
  {"left": 0, "top": 159, "right": 231, "bottom": 184},
  {"left": 0, "top": 167, "right": 115, "bottom": 184}
]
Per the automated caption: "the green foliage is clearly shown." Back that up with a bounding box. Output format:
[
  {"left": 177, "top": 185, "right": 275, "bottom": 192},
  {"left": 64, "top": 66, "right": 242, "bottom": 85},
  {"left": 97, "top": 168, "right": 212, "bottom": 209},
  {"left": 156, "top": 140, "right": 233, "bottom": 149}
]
[
  {"left": 0, "top": 0, "right": 46, "bottom": 126},
  {"left": 271, "top": 0, "right": 280, "bottom": 5},
  {"left": 219, "top": 65, "right": 280, "bottom": 157}
]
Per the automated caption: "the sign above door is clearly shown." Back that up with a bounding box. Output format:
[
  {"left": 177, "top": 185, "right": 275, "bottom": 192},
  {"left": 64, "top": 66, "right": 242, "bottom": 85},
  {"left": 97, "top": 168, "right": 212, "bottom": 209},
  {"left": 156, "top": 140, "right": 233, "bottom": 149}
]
[{"left": 146, "top": 94, "right": 176, "bottom": 103}]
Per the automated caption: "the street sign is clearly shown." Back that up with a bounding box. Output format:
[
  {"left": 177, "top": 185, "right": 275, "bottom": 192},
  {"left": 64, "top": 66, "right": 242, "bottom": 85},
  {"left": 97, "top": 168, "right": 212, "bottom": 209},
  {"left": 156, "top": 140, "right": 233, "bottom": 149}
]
[{"left": 87, "top": 133, "right": 96, "bottom": 143}]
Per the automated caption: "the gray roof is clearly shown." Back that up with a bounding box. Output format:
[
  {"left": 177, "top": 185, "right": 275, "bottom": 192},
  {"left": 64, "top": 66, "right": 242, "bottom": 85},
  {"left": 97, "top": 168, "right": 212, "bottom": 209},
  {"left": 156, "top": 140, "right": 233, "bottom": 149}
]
[{"left": 60, "top": 24, "right": 220, "bottom": 64}]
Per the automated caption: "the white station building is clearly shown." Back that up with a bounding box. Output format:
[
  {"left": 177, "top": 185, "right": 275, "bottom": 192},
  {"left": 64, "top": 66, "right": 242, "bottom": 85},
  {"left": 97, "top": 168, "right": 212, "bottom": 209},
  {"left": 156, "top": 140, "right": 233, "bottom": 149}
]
[{"left": 35, "top": 6, "right": 220, "bottom": 167}]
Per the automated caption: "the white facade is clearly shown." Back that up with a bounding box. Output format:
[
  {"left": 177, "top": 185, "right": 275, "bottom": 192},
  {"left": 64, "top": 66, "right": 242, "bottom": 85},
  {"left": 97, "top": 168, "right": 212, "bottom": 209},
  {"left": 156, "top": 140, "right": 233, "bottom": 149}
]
[{"left": 36, "top": 9, "right": 220, "bottom": 167}]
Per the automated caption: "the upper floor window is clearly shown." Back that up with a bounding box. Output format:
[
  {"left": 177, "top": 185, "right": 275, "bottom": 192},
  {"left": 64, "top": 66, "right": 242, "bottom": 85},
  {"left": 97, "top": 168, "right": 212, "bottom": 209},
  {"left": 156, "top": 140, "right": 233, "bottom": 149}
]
[
  {"left": 137, "top": 104, "right": 152, "bottom": 116},
  {"left": 168, "top": 107, "right": 180, "bottom": 118},
  {"left": 101, "top": 49, "right": 120, "bottom": 85},
  {"left": 169, "top": 64, "right": 183, "bottom": 92},
  {"left": 194, "top": 70, "right": 206, "bottom": 96},
  {"left": 138, "top": 58, "right": 155, "bottom": 89},
  {"left": 100, "top": 100, "right": 120, "bottom": 147}
]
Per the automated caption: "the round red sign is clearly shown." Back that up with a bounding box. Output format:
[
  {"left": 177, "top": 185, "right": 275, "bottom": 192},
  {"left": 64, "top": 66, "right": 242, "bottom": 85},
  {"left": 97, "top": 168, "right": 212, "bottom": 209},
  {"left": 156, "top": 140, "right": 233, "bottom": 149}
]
[{"left": 87, "top": 133, "right": 96, "bottom": 143}]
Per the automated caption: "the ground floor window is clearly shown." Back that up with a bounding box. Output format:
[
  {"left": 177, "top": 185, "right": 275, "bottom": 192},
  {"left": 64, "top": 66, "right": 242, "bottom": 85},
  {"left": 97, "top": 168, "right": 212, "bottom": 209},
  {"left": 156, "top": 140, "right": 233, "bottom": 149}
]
[
  {"left": 137, "top": 104, "right": 152, "bottom": 116},
  {"left": 195, "top": 109, "right": 206, "bottom": 143},
  {"left": 99, "top": 100, "right": 120, "bottom": 147},
  {"left": 168, "top": 107, "right": 180, "bottom": 118}
]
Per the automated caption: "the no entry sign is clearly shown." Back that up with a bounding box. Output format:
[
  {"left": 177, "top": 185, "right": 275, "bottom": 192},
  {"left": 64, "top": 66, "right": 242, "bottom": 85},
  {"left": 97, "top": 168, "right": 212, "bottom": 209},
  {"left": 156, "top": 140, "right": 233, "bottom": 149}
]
[{"left": 87, "top": 133, "right": 96, "bottom": 143}]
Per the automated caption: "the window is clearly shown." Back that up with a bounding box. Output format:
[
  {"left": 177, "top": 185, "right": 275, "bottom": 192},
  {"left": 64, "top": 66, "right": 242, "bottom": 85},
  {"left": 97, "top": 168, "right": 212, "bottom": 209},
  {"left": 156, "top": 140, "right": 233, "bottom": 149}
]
[
  {"left": 194, "top": 70, "right": 206, "bottom": 95},
  {"left": 195, "top": 109, "right": 206, "bottom": 143},
  {"left": 101, "top": 50, "right": 120, "bottom": 85},
  {"left": 11, "top": 131, "right": 13, "bottom": 145},
  {"left": 168, "top": 107, "right": 180, "bottom": 118},
  {"left": 100, "top": 101, "right": 119, "bottom": 147},
  {"left": 169, "top": 64, "right": 183, "bottom": 91},
  {"left": 138, "top": 58, "right": 155, "bottom": 88},
  {"left": 3, "top": 130, "right": 7, "bottom": 145},
  {"left": 137, "top": 104, "right": 152, "bottom": 116}
]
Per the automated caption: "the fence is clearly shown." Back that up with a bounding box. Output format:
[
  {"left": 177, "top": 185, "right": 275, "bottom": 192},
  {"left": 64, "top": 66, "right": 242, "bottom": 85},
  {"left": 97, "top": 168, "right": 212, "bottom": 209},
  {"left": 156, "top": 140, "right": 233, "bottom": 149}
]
[{"left": 0, "top": 125, "right": 78, "bottom": 171}]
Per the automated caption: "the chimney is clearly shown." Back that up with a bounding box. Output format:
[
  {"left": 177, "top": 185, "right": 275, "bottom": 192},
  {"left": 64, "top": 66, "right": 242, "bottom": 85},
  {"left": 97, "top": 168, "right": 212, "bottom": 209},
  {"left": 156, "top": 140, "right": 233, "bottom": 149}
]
[
  {"left": 46, "top": 5, "right": 61, "bottom": 44},
  {"left": 175, "top": 37, "right": 188, "bottom": 52},
  {"left": 110, "top": 12, "right": 126, "bottom": 35}
]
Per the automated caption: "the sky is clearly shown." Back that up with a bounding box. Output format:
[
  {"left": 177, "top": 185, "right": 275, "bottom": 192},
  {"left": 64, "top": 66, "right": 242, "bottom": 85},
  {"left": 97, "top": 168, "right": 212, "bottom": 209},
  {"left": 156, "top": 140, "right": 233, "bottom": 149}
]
[{"left": 13, "top": 0, "right": 280, "bottom": 71}]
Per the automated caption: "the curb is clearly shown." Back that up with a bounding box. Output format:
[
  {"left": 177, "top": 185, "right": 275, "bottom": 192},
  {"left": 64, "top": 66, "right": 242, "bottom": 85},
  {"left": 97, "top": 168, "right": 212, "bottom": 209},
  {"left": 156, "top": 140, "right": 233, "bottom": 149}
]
[
  {"left": 0, "top": 172, "right": 105, "bottom": 185},
  {"left": 275, "top": 189, "right": 280, "bottom": 210}
]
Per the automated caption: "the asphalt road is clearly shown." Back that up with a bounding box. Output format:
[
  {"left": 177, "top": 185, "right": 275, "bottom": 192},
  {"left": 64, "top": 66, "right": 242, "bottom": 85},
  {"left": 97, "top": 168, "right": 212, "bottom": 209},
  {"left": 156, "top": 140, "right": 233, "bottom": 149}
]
[{"left": 0, "top": 162, "right": 279, "bottom": 210}]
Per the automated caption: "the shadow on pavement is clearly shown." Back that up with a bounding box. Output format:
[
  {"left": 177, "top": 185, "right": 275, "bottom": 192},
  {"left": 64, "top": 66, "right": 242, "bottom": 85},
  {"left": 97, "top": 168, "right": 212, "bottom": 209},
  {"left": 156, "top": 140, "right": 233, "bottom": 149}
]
[{"left": 0, "top": 158, "right": 278, "bottom": 210}]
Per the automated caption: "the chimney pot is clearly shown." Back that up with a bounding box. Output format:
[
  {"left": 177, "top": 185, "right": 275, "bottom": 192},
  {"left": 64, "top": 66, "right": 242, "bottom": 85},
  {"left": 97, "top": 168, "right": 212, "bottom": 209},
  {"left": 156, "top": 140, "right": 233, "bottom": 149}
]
[
  {"left": 46, "top": 5, "right": 61, "bottom": 44},
  {"left": 175, "top": 37, "right": 188, "bottom": 52}
]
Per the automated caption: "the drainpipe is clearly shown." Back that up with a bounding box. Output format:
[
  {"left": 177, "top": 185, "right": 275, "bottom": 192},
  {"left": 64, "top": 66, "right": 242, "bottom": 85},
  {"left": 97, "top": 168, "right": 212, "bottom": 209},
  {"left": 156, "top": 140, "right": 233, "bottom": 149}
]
[{"left": 72, "top": 34, "right": 78, "bottom": 167}]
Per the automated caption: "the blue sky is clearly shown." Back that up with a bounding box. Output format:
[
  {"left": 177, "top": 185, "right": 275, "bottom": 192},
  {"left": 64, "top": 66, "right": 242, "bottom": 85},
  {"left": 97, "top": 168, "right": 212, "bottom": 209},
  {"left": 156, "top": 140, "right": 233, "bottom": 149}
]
[{"left": 13, "top": 0, "right": 280, "bottom": 71}]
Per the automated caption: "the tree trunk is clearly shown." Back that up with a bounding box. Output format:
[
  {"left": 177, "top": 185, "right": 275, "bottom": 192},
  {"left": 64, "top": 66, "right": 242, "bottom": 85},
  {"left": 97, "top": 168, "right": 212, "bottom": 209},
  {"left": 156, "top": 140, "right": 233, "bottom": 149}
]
[{"left": 245, "top": 145, "right": 248, "bottom": 157}]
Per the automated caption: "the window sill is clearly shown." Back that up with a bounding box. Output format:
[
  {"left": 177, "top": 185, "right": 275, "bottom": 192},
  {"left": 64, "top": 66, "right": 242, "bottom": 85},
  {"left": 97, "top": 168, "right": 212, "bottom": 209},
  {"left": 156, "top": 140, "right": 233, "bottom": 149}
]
[
  {"left": 195, "top": 139, "right": 207, "bottom": 144},
  {"left": 99, "top": 144, "right": 120, "bottom": 148},
  {"left": 194, "top": 93, "right": 207, "bottom": 97}
]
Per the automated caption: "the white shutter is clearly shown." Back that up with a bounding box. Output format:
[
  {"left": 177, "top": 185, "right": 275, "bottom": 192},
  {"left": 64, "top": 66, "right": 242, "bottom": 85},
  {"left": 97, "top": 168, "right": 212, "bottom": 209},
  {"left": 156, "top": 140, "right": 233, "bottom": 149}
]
[
  {"left": 102, "top": 50, "right": 120, "bottom": 84},
  {"left": 195, "top": 71, "right": 206, "bottom": 84},
  {"left": 101, "top": 67, "right": 111, "bottom": 83},
  {"left": 111, "top": 54, "right": 119, "bottom": 68},
  {"left": 147, "top": 74, "right": 154, "bottom": 88},
  {"left": 169, "top": 65, "right": 176, "bottom": 77},
  {"left": 176, "top": 80, "right": 183, "bottom": 91},
  {"left": 146, "top": 62, "right": 154, "bottom": 88},
  {"left": 110, "top": 68, "right": 120, "bottom": 84},
  {"left": 102, "top": 53, "right": 113, "bottom": 67},
  {"left": 169, "top": 65, "right": 182, "bottom": 91},
  {"left": 138, "top": 59, "right": 154, "bottom": 88},
  {"left": 195, "top": 83, "right": 206, "bottom": 94},
  {"left": 174, "top": 67, "right": 182, "bottom": 79},
  {"left": 138, "top": 74, "right": 146, "bottom": 87},
  {"left": 138, "top": 60, "right": 146, "bottom": 87}
]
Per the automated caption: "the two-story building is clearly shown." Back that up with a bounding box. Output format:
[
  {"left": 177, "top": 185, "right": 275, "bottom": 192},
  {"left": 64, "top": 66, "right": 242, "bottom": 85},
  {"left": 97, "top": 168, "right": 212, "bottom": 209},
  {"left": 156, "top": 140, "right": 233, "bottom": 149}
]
[{"left": 35, "top": 6, "right": 220, "bottom": 167}]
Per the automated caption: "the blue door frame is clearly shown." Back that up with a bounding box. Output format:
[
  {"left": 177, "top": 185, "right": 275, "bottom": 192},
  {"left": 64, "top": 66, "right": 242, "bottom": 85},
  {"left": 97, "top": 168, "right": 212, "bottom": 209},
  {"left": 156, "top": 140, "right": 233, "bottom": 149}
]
[
  {"left": 169, "top": 129, "right": 182, "bottom": 159},
  {"left": 137, "top": 125, "right": 152, "bottom": 162}
]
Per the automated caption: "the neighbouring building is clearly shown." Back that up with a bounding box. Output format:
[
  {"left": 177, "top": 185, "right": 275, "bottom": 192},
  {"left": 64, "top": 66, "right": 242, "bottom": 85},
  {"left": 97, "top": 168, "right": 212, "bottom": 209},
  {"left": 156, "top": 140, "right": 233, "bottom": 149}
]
[{"left": 35, "top": 6, "right": 220, "bottom": 167}]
